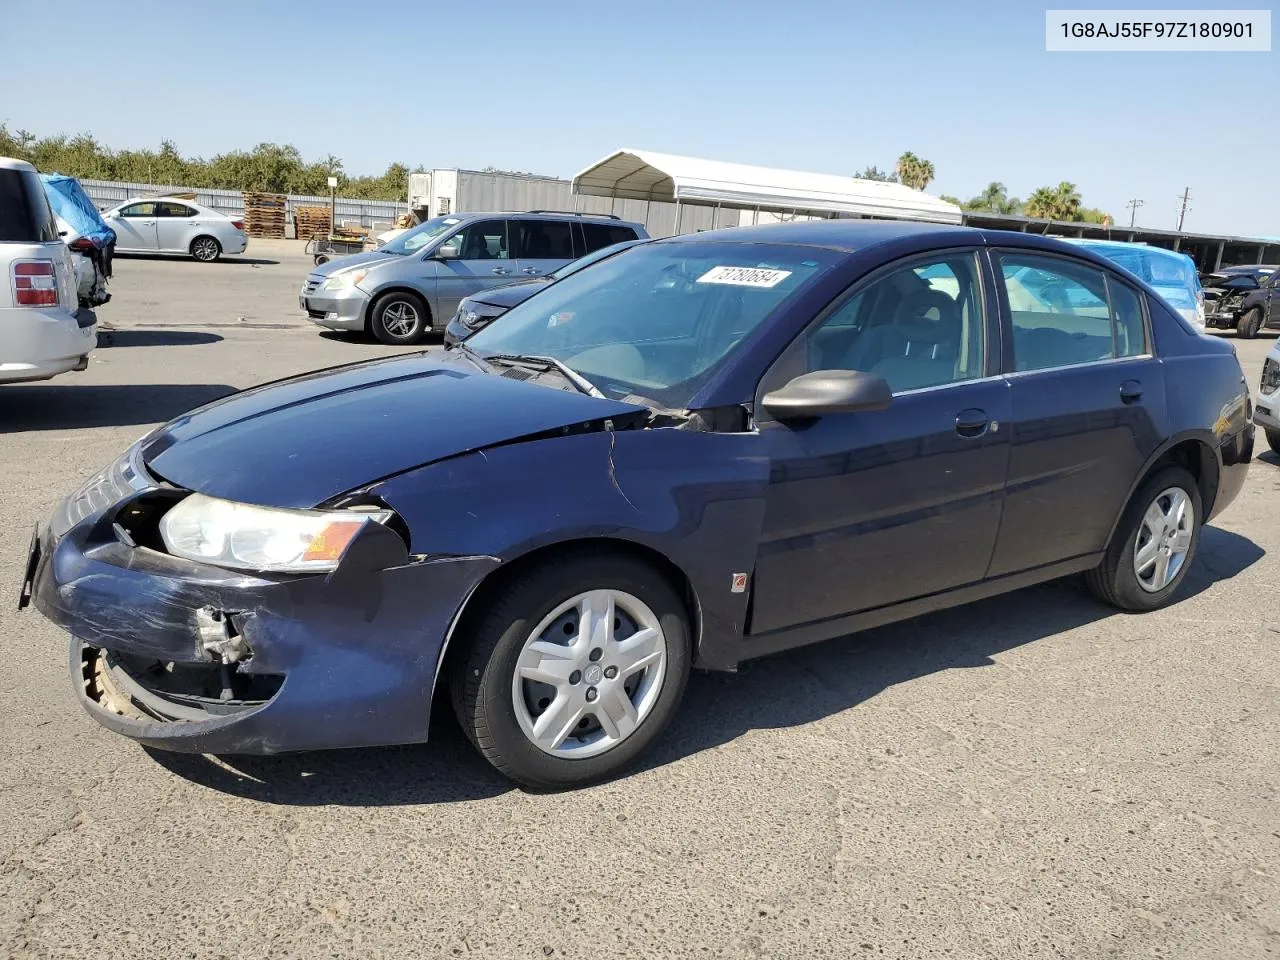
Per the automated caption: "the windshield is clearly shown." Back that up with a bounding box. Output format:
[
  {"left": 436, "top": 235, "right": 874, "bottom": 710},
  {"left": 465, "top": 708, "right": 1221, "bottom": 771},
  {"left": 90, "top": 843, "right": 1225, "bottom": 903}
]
[
  {"left": 465, "top": 240, "right": 838, "bottom": 409},
  {"left": 379, "top": 216, "right": 463, "bottom": 255}
]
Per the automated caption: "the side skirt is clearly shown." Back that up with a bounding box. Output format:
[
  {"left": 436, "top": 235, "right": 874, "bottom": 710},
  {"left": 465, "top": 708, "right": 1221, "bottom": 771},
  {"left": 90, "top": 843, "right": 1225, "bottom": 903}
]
[{"left": 706, "top": 553, "right": 1103, "bottom": 669}]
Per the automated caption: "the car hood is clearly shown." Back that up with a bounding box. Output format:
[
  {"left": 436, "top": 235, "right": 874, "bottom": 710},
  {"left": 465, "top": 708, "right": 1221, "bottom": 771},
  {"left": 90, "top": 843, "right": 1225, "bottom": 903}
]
[
  {"left": 468, "top": 278, "right": 551, "bottom": 309},
  {"left": 140, "top": 353, "right": 647, "bottom": 508},
  {"left": 309, "top": 250, "right": 402, "bottom": 277}
]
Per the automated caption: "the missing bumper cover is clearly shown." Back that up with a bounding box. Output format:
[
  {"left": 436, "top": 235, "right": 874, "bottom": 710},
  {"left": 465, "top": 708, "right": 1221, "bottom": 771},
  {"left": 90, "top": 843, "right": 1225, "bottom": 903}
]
[{"left": 81, "top": 645, "right": 282, "bottom": 723}]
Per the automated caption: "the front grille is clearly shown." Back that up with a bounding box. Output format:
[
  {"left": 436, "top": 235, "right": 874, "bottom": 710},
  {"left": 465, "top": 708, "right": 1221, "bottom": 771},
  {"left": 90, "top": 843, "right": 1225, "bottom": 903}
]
[
  {"left": 1261, "top": 358, "right": 1280, "bottom": 396},
  {"left": 303, "top": 276, "right": 323, "bottom": 296},
  {"left": 51, "top": 446, "right": 155, "bottom": 538}
]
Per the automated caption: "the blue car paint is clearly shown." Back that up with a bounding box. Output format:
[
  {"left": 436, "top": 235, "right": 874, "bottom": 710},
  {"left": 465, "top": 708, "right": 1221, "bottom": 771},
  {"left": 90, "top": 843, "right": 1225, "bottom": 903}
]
[{"left": 25, "top": 221, "right": 1254, "bottom": 755}]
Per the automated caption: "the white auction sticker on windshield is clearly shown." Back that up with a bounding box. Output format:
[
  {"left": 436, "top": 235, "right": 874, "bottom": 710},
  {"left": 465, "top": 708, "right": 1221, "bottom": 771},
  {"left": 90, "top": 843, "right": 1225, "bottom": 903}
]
[{"left": 697, "top": 265, "right": 792, "bottom": 288}]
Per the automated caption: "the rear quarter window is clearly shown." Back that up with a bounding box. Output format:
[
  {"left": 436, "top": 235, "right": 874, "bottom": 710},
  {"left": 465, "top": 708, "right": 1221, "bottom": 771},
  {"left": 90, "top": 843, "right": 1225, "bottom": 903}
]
[
  {"left": 581, "top": 222, "right": 640, "bottom": 252},
  {"left": 0, "top": 168, "right": 59, "bottom": 242}
]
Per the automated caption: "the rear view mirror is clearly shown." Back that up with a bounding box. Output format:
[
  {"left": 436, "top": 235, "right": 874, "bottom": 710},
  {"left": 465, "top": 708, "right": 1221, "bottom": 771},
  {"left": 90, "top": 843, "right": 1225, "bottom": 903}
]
[
  {"left": 762, "top": 370, "right": 892, "bottom": 421},
  {"left": 433, "top": 242, "right": 460, "bottom": 260}
]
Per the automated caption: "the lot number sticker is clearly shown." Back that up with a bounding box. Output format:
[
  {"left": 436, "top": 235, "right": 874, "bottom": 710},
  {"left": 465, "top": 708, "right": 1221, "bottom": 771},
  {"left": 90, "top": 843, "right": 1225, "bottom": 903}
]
[{"left": 697, "top": 265, "right": 792, "bottom": 288}]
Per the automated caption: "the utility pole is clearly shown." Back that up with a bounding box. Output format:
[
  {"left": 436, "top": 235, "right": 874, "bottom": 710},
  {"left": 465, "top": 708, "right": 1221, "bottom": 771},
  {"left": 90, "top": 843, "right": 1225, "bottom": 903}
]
[
  {"left": 1126, "top": 198, "right": 1144, "bottom": 228},
  {"left": 1175, "top": 187, "right": 1191, "bottom": 231}
]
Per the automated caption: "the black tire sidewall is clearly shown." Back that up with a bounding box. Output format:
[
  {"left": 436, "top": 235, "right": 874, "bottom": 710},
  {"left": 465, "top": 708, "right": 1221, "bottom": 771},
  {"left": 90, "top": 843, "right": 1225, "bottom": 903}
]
[
  {"left": 458, "top": 554, "right": 691, "bottom": 789},
  {"left": 1266, "top": 429, "right": 1280, "bottom": 455},
  {"left": 1107, "top": 466, "right": 1202, "bottom": 610},
  {"left": 1237, "top": 308, "right": 1261, "bottom": 338},
  {"left": 372, "top": 292, "right": 428, "bottom": 345}
]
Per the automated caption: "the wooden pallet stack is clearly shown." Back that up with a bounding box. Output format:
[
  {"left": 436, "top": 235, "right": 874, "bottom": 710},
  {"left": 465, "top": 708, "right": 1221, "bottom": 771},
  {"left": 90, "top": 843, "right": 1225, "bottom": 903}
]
[
  {"left": 294, "top": 205, "right": 333, "bottom": 240},
  {"left": 242, "top": 192, "right": 286, "bottom": 238}
]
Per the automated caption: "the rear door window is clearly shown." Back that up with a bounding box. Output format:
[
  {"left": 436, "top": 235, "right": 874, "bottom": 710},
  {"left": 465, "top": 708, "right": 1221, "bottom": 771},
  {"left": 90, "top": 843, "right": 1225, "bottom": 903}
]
[
  {"left": 998, "top": 253, "right": 1147, "bottom": 371},
  {"left": 581, "top": 222, "right": 640, "bottom": 252},
  {"left": 0, "top": 167, "right": 59, "bottom": 242},
  {"left": 512, "top": 219, "right": 575, "bottom": 260},
  {"left": 155, "top": 202, "right": 196, "bottom": 217}
]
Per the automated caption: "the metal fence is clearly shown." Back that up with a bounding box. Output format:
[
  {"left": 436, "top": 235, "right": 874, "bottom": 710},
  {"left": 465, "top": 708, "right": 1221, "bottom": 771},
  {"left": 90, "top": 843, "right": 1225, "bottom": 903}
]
[{"left": 79, "top": 179, "right": 407, "bottom": 232}]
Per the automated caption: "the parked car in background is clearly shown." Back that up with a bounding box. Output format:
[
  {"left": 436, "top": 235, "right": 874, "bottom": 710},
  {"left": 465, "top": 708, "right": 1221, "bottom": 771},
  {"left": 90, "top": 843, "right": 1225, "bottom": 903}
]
[
  {"left": 26, "top": 221, "right": 1253, "bottom": 789},
  {"left": 443, "top": 238, "right": 649, "bottom": 347},
  {"left": 300, "top": 211, "right": 648, "bottom": 345},
  {"left": 1200, "top": 264, "right": 1280, "bottom": 337},
  {"left": 0, "top": 157, "right": 96, "bottom": 382},
  {"left": 102, "top": 197, "right": 247, "bottom": 262},
  {"left": 40, "top": 173, "right": 114, "bottom": 307},
  {"left": 1256, "top": 340, "right": 1280, "bottom": 454},
  {"left": 1065, "top": 239, "right": 1204, "bottom": 331}
]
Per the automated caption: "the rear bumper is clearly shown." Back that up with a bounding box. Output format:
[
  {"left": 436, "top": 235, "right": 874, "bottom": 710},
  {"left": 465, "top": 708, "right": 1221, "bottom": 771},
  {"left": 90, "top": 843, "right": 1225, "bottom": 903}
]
[
  {"left": 27, "top": 473, "right": 498, "bottom": 754},
  {"left": 0, "top": 305, "right": 96, "bottom": 382},
  {"left": 223, "top": 234, "right": 248, "bottom": 255}
]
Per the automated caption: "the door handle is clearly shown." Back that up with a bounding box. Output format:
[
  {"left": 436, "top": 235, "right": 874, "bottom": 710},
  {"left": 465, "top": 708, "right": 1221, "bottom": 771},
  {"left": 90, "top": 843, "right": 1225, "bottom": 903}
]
[
  {"left": 522, "top": 267, "right": 541, "bottom": 275},
  {"left": 1119, "top": 380, "right": 1143, "bottom": 404},
  {"left": 955, "top": 408, "right": 989, "bottom": 438},
  {"left": 492, "top": 267, "right": 509, "bottom": 275}
]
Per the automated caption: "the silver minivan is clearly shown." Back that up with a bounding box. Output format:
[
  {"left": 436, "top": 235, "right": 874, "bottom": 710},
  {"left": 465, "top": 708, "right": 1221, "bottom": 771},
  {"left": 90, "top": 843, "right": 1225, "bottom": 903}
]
[{"left": 299, "top": 211, "right": 648, "bottom": 344}]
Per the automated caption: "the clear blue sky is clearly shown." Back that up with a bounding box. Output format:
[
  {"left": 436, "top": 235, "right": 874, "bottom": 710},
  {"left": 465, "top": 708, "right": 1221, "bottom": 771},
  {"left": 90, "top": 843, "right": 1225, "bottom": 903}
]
[{"left": 2, "top": 0, "right": 1276, "bottom": 236}]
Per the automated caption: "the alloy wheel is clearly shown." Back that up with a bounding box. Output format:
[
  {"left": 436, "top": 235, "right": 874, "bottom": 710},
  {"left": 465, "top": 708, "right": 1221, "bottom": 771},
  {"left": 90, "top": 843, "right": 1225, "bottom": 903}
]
[
  {"left": 382, "top": 301, "right": 420, "bottom": 338},
  {"left": 192, "top": 237, "right": 219, "bottom": 261},
  {"left": 511, "top": 589, "right": 667, "bottom": 759},
  {"left": 1133, "top": 486, "right": 1194, "bottom": 592}
]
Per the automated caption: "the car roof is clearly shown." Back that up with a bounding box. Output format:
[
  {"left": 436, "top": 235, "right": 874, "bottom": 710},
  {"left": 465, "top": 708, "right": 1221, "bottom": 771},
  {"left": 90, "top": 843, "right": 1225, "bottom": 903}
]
[
  {"left": 448, "top": 210, "right": 645, "bottom": 228},
  {"left": 0, "top": 156, "right": 38, "bottom": 173},
  {"left": 1065, "top": 238, "right": 1191, "bottom": 261},
  {"left": 658, "top": 219, "right": 986, "bottom": 252}
]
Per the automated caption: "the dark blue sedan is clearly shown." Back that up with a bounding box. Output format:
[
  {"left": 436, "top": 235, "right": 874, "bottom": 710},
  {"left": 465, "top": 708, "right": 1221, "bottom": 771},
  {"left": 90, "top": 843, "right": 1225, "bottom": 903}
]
[{"left": 23, "top": 221, "right": 1254, "bottom": 789}]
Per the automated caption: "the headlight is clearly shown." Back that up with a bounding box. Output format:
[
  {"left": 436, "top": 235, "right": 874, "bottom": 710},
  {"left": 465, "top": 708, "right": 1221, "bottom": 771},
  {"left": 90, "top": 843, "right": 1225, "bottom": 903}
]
[
  {"left": 159, "top": 493, "right": 391, "bottom": 573},
  {"left": 321, "top": 270, "right": 367, "bottom": 291}
]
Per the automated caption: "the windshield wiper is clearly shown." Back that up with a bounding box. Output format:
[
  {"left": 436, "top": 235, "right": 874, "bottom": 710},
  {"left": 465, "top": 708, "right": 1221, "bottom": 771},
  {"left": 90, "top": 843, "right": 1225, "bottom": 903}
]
[{"left": 481, "top": 353, "right": 604, "bottom": 398}]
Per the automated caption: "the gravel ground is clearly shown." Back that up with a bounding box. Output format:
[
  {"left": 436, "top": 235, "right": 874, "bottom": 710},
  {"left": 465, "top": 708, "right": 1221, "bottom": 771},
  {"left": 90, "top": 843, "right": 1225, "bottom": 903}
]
[{"left": 2, "top": 240, "right": 1278, "bottom": 960}]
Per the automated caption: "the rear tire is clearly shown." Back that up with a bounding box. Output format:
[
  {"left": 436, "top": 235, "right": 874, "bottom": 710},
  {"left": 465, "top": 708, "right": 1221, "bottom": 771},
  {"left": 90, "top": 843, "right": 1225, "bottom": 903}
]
[
  {"left": 190, "top": 236, "right": 221, "bottom": 262},
  {"left": 1236, "top": 307, "right": 1262, "bottom": 339},
  {"left": 370, "top": 291, "right": 429, "bottom": 345},
  {"left": 450, "top": 551, "right": 692, "bottom": 790},
  {"left": 1266, "top": 429, "right": 1280, "bottom": 456},
  {"left": 1085, "top": 466, "right": 1202, "bottom": 612}
]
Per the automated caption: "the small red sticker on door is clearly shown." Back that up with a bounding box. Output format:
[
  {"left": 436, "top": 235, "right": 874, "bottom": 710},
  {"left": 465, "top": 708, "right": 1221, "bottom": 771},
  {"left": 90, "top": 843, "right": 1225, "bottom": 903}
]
[{"left": 731, "top": 573, "right": 748, "bottom": 593}]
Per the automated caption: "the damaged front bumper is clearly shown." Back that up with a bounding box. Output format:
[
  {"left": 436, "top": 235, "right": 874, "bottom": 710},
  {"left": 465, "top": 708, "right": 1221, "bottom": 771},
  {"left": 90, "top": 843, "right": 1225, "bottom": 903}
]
[{"left": 23, "top": 454, "right": 498, "bottom": 755}]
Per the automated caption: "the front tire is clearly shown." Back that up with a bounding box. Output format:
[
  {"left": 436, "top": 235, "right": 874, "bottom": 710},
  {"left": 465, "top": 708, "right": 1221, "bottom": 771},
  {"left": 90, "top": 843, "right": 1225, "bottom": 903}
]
[
  {"left": 1266, "top": 429, "right": 1280, "bottom": 456},
  {"left": 451, "top": 552, "right": 692, "bottom": 789},
  {"left": 190, "top": 236, "right": 221, "bottom": 262},
  {"left": 1085, "top": 466, "right": 1202, "bottom": 611},
  {"left": 1236, "top": 307, "right": 1262, "bottom": 339},
  {"left": 370, "top": 291, "right": 429, "bottom": 345}
]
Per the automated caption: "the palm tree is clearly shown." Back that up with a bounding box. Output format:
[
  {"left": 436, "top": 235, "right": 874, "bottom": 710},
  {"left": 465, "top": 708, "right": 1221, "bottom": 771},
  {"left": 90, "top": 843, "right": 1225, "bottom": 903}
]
[
  {"left": 895, "top": 152, "right": 935, "bottom": 191},
  {"left": 1023, "top": 186, "right": 1058, "bottom": 219},
  {"left": 1050, "top": 181, "right": 1081, "bottom": 220},
  {"left": 964, "top": 181, "right": 1023, "bottom": 215}
]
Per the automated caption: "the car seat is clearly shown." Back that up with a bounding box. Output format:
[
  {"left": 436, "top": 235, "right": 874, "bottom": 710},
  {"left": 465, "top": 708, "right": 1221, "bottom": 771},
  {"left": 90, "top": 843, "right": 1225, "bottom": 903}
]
[{"left": 841, "top": 290, "right": 962, "bottom": 391}]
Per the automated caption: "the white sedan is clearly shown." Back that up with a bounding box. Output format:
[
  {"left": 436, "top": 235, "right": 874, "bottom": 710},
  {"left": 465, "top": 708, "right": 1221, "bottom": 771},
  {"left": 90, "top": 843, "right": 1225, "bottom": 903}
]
[{"left": 102, "top": 197, "right": 247, "bottom": 262}]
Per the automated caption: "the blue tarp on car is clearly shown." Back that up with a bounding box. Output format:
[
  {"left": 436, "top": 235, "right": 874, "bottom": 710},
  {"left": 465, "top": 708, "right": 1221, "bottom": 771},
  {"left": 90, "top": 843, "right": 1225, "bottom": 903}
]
[{"left": 39, "top": 173, "right": 116, "bottom": 249}]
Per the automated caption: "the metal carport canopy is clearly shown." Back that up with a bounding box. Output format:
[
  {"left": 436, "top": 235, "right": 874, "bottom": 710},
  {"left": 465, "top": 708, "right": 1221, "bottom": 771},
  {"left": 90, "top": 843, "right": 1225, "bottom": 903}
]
[{"left": 572, "top": 149, "right": 963, "bottom": 225}]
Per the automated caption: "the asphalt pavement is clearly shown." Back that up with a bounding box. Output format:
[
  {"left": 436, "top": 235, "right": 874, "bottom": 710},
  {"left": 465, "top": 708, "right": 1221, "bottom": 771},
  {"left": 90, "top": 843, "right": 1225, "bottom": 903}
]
[{"left": 2, "top": 241, "right": 1278, "bottom": 959}]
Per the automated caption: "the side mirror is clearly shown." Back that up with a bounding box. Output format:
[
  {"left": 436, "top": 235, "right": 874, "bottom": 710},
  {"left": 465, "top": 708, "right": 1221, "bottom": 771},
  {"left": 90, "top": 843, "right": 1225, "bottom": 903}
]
[
  {"left": 762, "top": 370, "right": 892, "bottom": 421},
  {"left": 433, "top": 242, "right": 460, "bottom": 260}
]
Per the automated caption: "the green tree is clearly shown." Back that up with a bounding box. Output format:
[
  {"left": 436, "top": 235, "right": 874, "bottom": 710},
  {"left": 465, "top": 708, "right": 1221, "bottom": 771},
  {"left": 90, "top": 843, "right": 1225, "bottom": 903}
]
[
  {"left": 855, "top": 165, "right": 898, "bottom": 183},
  {"left": 964, "top": 181, "right": 1023, "bottom": 215},
  {"left": 895, "top": 151, "right": 935, "bottom": 191}
]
